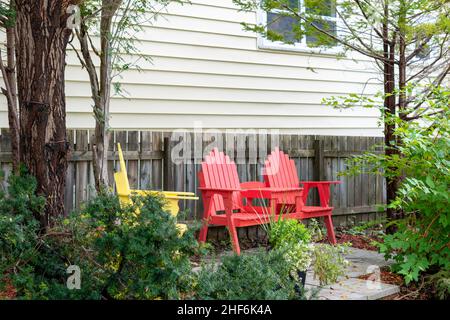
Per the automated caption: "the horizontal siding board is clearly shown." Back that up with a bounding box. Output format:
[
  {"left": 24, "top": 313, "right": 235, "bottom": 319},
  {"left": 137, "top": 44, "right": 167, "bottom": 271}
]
[
  {"left": 136, "top": 27, "right": 257, "bottom": 50},
  {"left": 105, "top": 114, "right": 380, "bottom": 128},
  {"left": 65, "top": 48, "right": 379, "bottom": 77},
  {"left": 65, "top": 43, "right": 376, "bottom": 73},
  {"left": 64, "top": 60, "right": 381, "bottom": 84},
  {"left": 63, "top": 98, "right": 381, "bottom": 117},
  {"left": 0, "top": 2, "right": 383, "bottom": 136},
  {"left": 188, "top": 0, "right": 239, "bottom": 10},
  {"left": 162, "top": 1, "right": 255, "bottom": 23},
  {"left": 149, "top": 14, "right": 251, "bottom": 37},
  {"left": 65, "top": 82, "right": 378, "bottom": 101},
  {"left": 64, "top": 68, "right": 381, "bottom": 94}
]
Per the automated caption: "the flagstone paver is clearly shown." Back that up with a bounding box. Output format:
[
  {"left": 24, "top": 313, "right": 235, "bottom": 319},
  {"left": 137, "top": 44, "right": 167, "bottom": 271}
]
[
  {"left": 194, "top": 246, "right": 400, "bottom": 300},
  {"left": 305, "top": 247, "right": 400, "bottom": 300}
]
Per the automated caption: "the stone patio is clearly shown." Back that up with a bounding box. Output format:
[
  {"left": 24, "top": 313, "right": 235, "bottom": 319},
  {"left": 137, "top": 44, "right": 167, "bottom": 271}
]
[
  {"left": 305, "top": 247, "right": 400, "bottom": 300},
  {"left": 194, "top": 246, "right": 400, "bottom": 300}
]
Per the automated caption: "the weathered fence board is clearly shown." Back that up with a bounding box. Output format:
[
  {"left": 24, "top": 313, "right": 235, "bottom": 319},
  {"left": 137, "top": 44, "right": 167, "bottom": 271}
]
[{"left": 0, "top": 129, "right": 386, "bottom": 227}]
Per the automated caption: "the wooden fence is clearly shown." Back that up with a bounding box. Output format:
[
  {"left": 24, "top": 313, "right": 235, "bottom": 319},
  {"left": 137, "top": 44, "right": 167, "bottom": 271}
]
[{"left": 0, "top": 129, "right": 386, "bottom": 230}]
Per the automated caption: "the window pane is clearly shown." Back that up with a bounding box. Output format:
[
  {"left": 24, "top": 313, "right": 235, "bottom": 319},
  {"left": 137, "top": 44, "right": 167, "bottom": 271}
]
[
  {"left": 273, "top": 0, "right": 299, "bottom": 10},
  {"left": 305, "top": 0, "right": 336, "bottom": 17},
  {"left": 288, "top": 0, "right": 300, "bottom": 9},
  {"left": 267, "top": 12, "right": 301, "bottom": 43},
  {"left": 306, "top": 20, "right": 337, "bottom": 47}
]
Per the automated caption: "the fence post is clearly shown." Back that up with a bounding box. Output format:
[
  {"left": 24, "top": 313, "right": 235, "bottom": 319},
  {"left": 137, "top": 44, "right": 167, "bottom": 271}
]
[
  {"left": 313, "top": 138, "right": 325, "bottom": 181},
  {"left": 163, "top": 136, "right": 171, "bottom": 190}
]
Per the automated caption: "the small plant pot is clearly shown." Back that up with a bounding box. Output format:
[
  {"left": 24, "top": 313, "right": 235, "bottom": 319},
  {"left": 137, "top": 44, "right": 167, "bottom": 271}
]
[
  {"left": 297, "top": 270, "right": 307, "bottom": 288},
  {"left": 294, "top": 270, "right": 307, "bottom": 296}
]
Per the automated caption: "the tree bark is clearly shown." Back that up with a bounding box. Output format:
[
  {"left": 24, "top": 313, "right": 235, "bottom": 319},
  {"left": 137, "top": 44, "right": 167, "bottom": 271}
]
[
  {"left": 1, "top": 22, "right": 20, "bottom": 173},
  {"left": 14, "top": 0, "right": 78, "bottom": 226},
  {"left": 382, "top": 5, "right": 400, "bottom": 234},
  {"left": 92, "top": 0, "right": 122, "bottom": 192}
]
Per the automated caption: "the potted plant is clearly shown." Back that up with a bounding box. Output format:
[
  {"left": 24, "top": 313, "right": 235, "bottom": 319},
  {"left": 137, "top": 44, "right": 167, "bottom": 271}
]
[
  {"left": 264, "top": 217, "right": 313, "bottom": 291},
  {"left": 312, "top": 243, "right": 350, "bottom": 286},
  {"left": 307, "top": 219, "right": 351, "bottom": 286}
]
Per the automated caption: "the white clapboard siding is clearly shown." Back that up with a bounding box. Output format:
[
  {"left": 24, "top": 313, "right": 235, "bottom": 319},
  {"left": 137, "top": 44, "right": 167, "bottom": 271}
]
[
  {"left": 65, "top": 59, "right": 380, "bottom": 84},
  {"left": 0, "top": 0, "right": 384, "bottom": 136},
  {"left": 63, "top": 98, "right": 381, "bottom": 116}
]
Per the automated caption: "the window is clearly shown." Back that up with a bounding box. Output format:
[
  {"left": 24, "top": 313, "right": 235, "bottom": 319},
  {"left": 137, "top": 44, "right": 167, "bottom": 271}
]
[{"left": 259, "top": 0, "right": 338, "bottom": 52}]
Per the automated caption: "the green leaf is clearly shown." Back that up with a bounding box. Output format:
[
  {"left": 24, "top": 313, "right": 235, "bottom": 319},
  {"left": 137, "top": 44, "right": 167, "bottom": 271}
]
[{"left": 425, "top": 176, "right": 435, "bottom": 188}]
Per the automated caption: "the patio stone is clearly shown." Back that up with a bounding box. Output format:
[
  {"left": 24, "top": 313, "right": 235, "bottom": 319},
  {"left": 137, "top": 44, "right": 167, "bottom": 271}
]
[
  {"left": 195, "top": 245, "right": 401, "bottom": 300},
  {"left": 304, "top": 247, "right": 400, "bottom": 300}
]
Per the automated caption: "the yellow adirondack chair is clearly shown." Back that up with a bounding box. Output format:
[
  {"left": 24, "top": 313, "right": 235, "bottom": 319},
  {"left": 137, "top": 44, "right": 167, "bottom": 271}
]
[{"left": 114, "top": 143, "right": 198, "bottom": 235}]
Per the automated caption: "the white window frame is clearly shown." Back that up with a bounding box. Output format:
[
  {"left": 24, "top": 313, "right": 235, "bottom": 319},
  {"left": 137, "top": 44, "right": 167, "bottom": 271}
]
[{"left": 257, "top": 0, "right": 342, "bottom": 55}]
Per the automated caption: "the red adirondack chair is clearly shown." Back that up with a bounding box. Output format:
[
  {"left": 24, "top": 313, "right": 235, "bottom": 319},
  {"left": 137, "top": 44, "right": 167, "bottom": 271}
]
[
  {"left": 263, "top": 147, "right": 341, "bottom": 244},
  {"left": 198, "top": 148, "right": 304, "bottom": 255}
]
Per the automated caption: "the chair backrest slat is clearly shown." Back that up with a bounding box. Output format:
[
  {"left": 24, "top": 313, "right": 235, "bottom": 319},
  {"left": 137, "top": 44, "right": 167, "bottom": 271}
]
[
  {"left": 199, "top": 148, "right": 242, "bottom": 213},
  {"left": 263, "top": 148, "right": 300, "bottom": 204},
  {"left": 114, "top": 143, "right": 132, "bottom": 204}
]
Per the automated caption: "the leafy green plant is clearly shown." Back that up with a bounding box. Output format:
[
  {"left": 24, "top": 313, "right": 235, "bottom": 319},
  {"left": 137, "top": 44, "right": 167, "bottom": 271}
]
[
  {"left": 380, "top": 89, "right": 449, "bottom": 284},
  {"left": 307, "top": 218, "right": 327, "bottom": 242},
  {"left": 0, "top": 168, "right": 47, "bottom": 299},
  {"left": 333, "top": 86, "right": 450, "bottom": 284},
  {"left": 1, "top": 171, "right": 202, "bottom": 300},
  {"left": 268, "top": 218, "right": 312, "bottom": 247},
  {"left": 312, "top": 243, "right": 350, "bottom": 286},
  {"left": 347, "top": 219, "right": 387, "bottom": 236},
  {"left": 304, "top": 219, "right": 350, "bottom": 286},
  {"left": 267, "top": 218, "right": 314, "bottom": 272},
  {"left": 195, "top": 249, "right": 310, "bottom": 300},
  {"left": 59, "top": 192, "right": 202, "bottom": 299},
  {"left": 426, "top": 270, "right": 450, "bottom": 300}
]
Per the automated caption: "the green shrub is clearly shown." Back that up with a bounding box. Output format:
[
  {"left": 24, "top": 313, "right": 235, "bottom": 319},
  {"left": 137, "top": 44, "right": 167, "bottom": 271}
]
[
  {"left": 312, "top": 243, "right": 349, "bottom": 286},
  {"left": 426, "top": 270, "right": 450, "bottom": 300},
  {"left": 56, "top": 192, "right": 201, "bottom": 299},
  {"left": 0, "top": 169, "right": 48, "bottom": 299},
  {"left": 268, "top": 218, "right": 311, "bottom": 247},
  {"left": 331, "top": 86, "right": 450, "bottom": 284},
  {"left": 266, "top": 218, "right": 314, "bottom": 272},
  {"left": 194, "top": 249, "right": 308, "bottom": 300},
  {"left": 1, "top": 171, "right": 201, "bottom": 300},
  {"left": 377, "top": 90, "right": 450, "bottom": 284}
]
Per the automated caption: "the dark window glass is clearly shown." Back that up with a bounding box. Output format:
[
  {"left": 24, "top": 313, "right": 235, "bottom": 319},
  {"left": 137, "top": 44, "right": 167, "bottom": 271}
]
[
  {"left": 306, "top": 20, "right": 337, "bottom": 46},
  {"left": 267, "top": 12, "right": 301, "bottom": 43},
  {"left": 288, "top": 0, "right": 300, "bottom": 9},
  {"left": 305, "top": 0, "right": 336, "bottom": 17},
  {"left": 273, "top": 0, "right": 299, "bottom": 10}
]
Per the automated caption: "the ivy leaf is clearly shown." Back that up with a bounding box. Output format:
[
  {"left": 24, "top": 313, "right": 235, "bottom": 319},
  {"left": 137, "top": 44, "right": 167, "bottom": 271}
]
[{"left": 425, "top": 176, "right": 435, "bottom": 188}]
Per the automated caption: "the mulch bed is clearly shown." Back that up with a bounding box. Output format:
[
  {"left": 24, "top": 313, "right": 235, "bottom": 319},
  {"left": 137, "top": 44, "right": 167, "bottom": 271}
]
[
  {"left": 0, "top": 277, "right": 17, "bottom": 300},
  {"left": 358, "top": 266, "right": 433, "bottom": 300},
  {"left": 358, "top": 266, "right": 404, "bottom": 286},
  {"left": 335, "top": 233, "right": 383, "bottom": 251}
]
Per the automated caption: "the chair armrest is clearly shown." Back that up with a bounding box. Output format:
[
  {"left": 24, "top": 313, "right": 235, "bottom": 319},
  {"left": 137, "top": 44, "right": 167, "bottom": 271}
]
[
  {"left": 198, "top": 187, "right": 240, "bottom": 192},
  {"left": 299, "top": 181, "right": 341, "bottom": 185},
  {"left": 299, "top": 181, "right": 340, "bottom": 207},
  {"left": 240, "top": 187, "right": 303, "bottom": 199}
]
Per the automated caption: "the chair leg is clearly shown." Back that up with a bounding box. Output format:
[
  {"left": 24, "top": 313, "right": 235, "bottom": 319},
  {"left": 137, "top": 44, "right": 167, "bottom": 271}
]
[
  {"left": 228, "top": 223, "right": 241, "bottom": 255},
  {"left": 198, "top": 222, "right": 209, "bottom": 243},
  {"left": 199, "top": 196, "right": 212, "bottom": 243},
  {"left": 324, "top": 214, "right": 337, "bottom": 244}
]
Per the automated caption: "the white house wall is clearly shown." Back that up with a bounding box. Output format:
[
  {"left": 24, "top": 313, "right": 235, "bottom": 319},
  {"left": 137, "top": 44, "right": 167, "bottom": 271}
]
[{"left": 0, "top": 0, "right": 384, "bottom": 136}]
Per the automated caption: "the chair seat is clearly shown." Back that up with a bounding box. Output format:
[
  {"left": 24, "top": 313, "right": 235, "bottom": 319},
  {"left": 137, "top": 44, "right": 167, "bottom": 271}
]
[
  {"left": 210, "top": 212, "right": 270, "bottom": 224},
  {"left": 209, "top": 211, "right": 298, "bottom": 227}
]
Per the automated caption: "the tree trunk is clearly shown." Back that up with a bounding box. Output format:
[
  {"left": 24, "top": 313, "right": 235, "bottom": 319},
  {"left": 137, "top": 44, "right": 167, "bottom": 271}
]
[
  {"left": 383, "top": 41, "right": 401, "bottom": 233},
  {"left": 1, "top": 23, "right": 20, "bottom": 173},
  {"left": 15, "top": 0, "right": 75, "bottom": 227},
  {"left": 92, "top": 0, "right": 122, "bottom": 192},
  {"left": 382, "top": 7, "right": 400, "bottom": 234}
]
